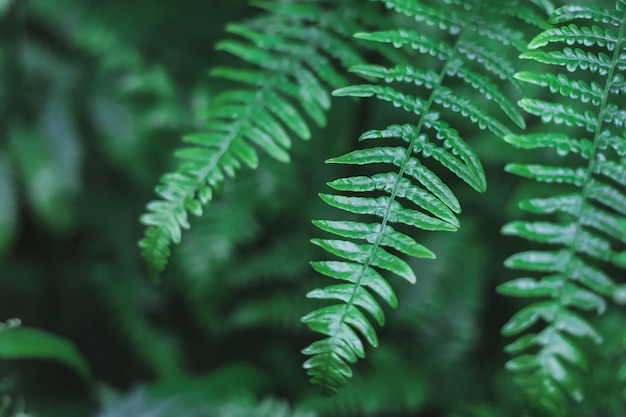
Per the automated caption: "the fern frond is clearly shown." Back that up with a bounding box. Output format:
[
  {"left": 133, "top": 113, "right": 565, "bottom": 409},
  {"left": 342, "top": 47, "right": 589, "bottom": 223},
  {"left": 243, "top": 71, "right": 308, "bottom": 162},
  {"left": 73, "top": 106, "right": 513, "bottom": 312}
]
[
  {"left": 302, "top": 0, "right": 547, "bottom": 394},
  {"left": 139, "top": 1, "right": 366, "bottom": 279},
  {"left": 500, "top": 2, "right": 626, "bottom": 415}
]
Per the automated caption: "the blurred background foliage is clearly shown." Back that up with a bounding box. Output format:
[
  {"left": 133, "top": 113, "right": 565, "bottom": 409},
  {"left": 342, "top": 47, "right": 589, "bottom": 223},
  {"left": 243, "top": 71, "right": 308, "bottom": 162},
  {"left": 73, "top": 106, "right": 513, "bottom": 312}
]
[{"left": 0, "top": 0, "right": 625, "bottom": 416}]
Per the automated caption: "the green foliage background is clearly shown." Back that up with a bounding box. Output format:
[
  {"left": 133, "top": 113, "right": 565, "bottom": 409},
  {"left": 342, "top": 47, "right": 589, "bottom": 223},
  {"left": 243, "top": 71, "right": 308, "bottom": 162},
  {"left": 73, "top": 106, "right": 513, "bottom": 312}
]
[{"left": 1, "top": 0, "right": 626, "bottom": 416}]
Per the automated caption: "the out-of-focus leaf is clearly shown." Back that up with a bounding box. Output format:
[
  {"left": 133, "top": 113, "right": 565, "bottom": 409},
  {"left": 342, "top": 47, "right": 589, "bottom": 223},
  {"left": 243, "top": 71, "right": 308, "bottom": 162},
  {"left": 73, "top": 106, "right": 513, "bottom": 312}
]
[
  {"left": 0, "top": 327, "right": 91, "bottom": 382},
  {"left": 0, "top": 0, "right": 10, "bottom": 17},
  {"left": 0, "top": 154, "right": 16, "bottom": 256},
  {"left": 9, "top": 126, "right": 77, "bottom": 233}
]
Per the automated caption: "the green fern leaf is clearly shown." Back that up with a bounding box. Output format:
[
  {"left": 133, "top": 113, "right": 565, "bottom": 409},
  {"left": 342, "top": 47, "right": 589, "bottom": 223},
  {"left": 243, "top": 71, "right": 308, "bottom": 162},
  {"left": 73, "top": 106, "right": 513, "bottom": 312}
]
[
  {"left": 303, "top": 0, "right": 547, "bottom": 395},
  {"left": 355, "top": 30, "right": 452, "bottom": 59},
  {"left": 383, "top": 1, "right": 464, "bottom": 34},
  {"left": 325, "top": 147, "right": 462, "bottom": 212},
  {"left": 550, "top": 4, "right": 621, "bottom": 26},
  {"left": 312, "top": 221, "right": 436, "bottom": 259},
  {"left": 505, "top": 133, "right": 593, "bottom": 157},
  {"left": 514, "top": 72, "right": 603, "bottom": 106},
  {"left": 139, "top": 1, "right": 366, "bottom": 279},
  {"left": 521, "top": 48, "right": 612, "bottom": 74},
  {"left": 528, "top": 24, "right": 618, "bottom": 49},
  {"left": 518, "top": 99, "right": 597, "bottom": 131},
  {"left": 500, "top": 1, "right": 626, "bottom": 415}
]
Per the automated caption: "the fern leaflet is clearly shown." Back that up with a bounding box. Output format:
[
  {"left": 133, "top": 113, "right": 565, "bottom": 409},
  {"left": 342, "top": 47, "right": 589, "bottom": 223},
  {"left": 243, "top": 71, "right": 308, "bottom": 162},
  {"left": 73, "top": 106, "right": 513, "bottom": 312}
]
[
  {"left": 138, "top": 1, "right": 365, "bottom": 279},
  {"left": 499, "top": 2, "right": 626, "bottom": 415},
  {"left": 302, "top": 0, "right": 545, "bottom": 394}
]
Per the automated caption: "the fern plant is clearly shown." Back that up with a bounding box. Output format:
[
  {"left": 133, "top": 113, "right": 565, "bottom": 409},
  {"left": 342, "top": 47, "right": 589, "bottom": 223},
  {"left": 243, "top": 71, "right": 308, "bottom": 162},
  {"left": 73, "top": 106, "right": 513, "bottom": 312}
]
[
  {"left": 138, "top": 0, "right": 367, "bottom": 279},
  {"left": 498, "top": 1, "right": 626, "bottom": 415},
  {"left": 301, "top": 0, "right": 551, "bottom": 395}
]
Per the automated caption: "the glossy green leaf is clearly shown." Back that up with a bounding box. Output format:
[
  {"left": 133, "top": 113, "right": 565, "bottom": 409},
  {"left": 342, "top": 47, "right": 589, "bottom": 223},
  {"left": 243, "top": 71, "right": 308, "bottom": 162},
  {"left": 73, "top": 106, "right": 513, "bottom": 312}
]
[
  {"left": 505, "top": 354, "right": 541, "bottom": 371},
  {"left": 301, "top": 338, "right": 359, "bottom": 364},
  {"left": 327, "top": 173, "right": 459, "bottom": 227},
  {"left": 529, "top": 24, "right": 617, "bottom": 50},
  {"left": 540, "top": 355, "right": 583, "bottom": 402},
  {"left": 350, "top": 64, "right": 438, "bottom": 88},
  {"left": 319, "top": 194, "right": 457, "bottom": 232},
  {"left": 306, "top": 285, "right": 385, "bottom": 326},
  {"left": 501, "top": 301, "right": 559, "bottom": 336},
  {"left": 311, "top": 239, "right": 416, "bottom": 282},
  {"left": 0, "top": 327, "right": 91, "bottom": 382},
  {"left": 354, "top": 30, "right": 451, "bottom": 59},
  {"left": 519, "top": 194, "right": 581, "bottom": 215},
  {"left": 383, "top": 1, "right": 463, "bottom": 34},
  {"left": 504, "top": 250, "right": 571, "bottom": 272},
  {"left": 514, "top": 72, "right": 603, "bottom": 106},
  {"left": 518, "top": 99, "right": 597, "bottom": 132},
  {"left": 312, "top": 220, "right": 436, "bottom": 259},
  {"left": 302, "top": 304, "right": 378, "bottom": 347},
  {"left": 358, "top": 125, "right": 484, "bottom": 193},
  {"left": 505, "top": 333, "right": 539, "bottom": 354},
  {"left": 497, "top": 277, "right": 560, "bottom": 299},
  {"left": 521, "top": 48, "right": 612, "bottom": 75},
  {"left": 304, "top": 320, "right": 365, "bottom": 358},
  {"left": 536, "top": 328, "right": 589, "bottom": 371},
  {"left": 549, "top": 4, "right": 621, "bottom": 27},
  {"left": 553, "top": 310, "right": 601, "bottom": 343},
  {"left": 501, "top": 221, "right": 574, "bottom": 244},
  {"left": 326, "top": 147, "right": 462, "bottom": 212},
  {"left": 304, "top": 353, "right": 352, "bottom": 379},
  {"left": 579, "top": 204, "right": 626, "bottom": 243},
  {"left": 561, "top": 285, "right": 607, "bottom": 314},
  {"left": 569, "top": 258, "right": 617, "bottom": 296},
  {"left": 594, "top": 159, "right": 626, "bottom": 185},
  {"left": 505, "top": 164, "right": 586, "bottom": 185},
  {"left": 504, "top": 132, "right": 593, "bottom": 157},
  {"left": 310, "top": 261, "right": 397, "bottom": 309},
  {"left": 334, "top": 85, "right": 427, "bottom": 115}
]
